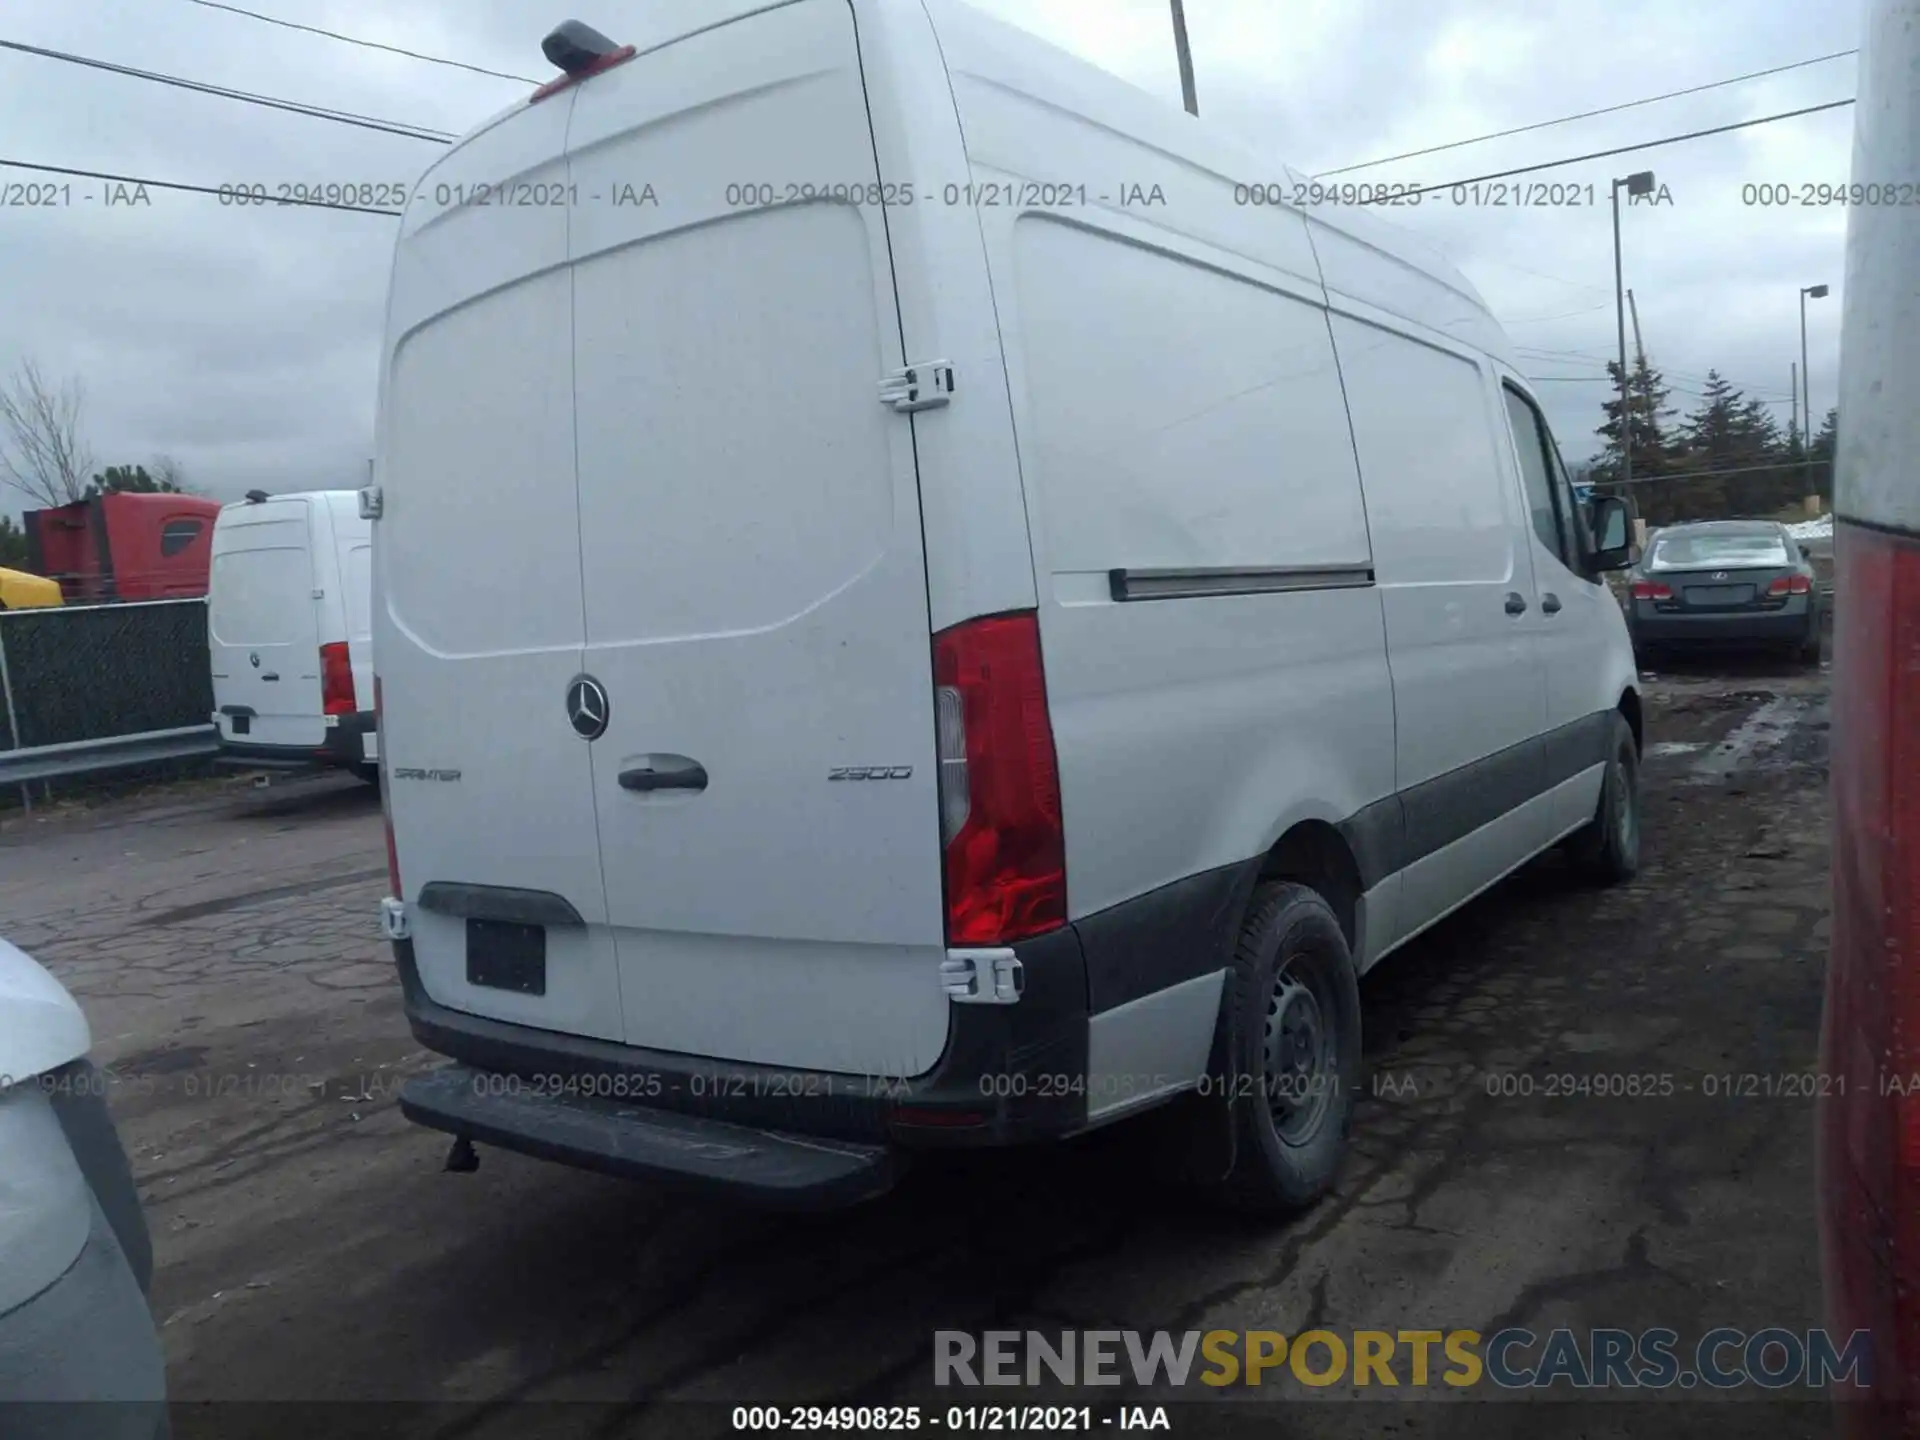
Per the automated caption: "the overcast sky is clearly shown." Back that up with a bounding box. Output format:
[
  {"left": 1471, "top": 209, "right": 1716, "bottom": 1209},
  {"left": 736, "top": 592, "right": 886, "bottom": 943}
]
[{"left": 0, "top": 0, "right": 1858, "bottom": 513}]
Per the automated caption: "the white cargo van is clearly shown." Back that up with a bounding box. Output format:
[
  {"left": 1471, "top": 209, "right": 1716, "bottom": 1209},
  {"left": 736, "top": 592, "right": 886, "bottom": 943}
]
[
  {"left": 209, "top": 490, "right": 377, "bottom": 782},
  {"left": 374, "top": 1, "right": 1643, "bottom": 1214}
]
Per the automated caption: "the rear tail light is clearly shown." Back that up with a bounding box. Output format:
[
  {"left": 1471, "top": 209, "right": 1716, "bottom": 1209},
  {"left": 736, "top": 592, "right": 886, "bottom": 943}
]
[
  {"left": 320, "top": 642, "right": 357, "bottom": 716},
  {"left": 1631, "top": 580, "right": 1672, "bottom": 600},
  {"left": 1768, "top": 574, "right": 1815, "bottom": 597},
  {"left": 932, "top": 612, "right": 1065, "bottom": 946},
  {"left": 375, "top": 676, "right": 400, "bottom": 898}
]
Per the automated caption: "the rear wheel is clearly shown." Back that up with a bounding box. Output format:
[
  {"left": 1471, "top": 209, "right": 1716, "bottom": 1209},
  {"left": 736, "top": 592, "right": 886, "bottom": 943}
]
[
  {"left": 1212, "top": 881, "right": 1361, "bottom": 1218},
  {"left": 1566, "top": 711, "right": 1640, "bottom": 884},
  {"left": 1798, "top": 628, "right": 1822, "bottom": 665}
]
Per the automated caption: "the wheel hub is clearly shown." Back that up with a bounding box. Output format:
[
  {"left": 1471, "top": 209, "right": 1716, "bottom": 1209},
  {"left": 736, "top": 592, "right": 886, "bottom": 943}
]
[
  {"left": 1614, "top": 754, "right": 1638, "bottom": 855},
  {"left": 1265, "top": 964, "right": 1333, "bottom": 1143}
]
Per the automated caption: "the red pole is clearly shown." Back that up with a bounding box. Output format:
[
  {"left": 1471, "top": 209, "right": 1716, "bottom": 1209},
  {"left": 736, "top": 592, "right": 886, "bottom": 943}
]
[{"left": 1820, "top": 3, "right": 1920, "bottom": 1434}]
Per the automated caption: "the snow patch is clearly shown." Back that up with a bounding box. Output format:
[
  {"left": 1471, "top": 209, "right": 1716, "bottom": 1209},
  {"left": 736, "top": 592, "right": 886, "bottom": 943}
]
[{"left": 1786, "top": 514, "right": 1833, "bottom": 540}]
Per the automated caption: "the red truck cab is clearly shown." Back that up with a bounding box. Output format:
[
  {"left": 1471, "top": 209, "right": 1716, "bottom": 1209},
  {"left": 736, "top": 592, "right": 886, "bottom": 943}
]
[{"left": 23, "top": 492, "right": 223, "bottom": 603}]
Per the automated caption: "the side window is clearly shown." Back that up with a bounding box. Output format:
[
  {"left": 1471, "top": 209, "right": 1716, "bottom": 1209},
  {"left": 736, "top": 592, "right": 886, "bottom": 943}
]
[
  {"left": 1543, "top": 433, "right": 1594, "bottom": 560},
  {"left": 1502, "top": 386, "right": 1567, "bottom": 565},
  {"left": 159, "top": 518, "right": 204, "bottom": 557}
]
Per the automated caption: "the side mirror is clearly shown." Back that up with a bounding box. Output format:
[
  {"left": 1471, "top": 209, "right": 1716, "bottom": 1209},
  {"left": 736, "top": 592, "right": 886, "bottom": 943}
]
[{"left": 1587, "top": 496, "right": 1633, "bottom": 571}]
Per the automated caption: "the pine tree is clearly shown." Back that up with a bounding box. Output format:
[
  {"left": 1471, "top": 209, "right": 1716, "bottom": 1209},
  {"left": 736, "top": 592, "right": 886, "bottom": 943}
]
[
  {"left": 0, "top": 514, "right": 28, "bottom": 570},
  {"left": 1600, "top": 355, "right": 1681, "bottom": 521},
  {"left": 1809, "top": 407, "right": 1838, "bottom": 500},
  {"left": 86, "top": 464, "right": 181, "bottom": 496}
]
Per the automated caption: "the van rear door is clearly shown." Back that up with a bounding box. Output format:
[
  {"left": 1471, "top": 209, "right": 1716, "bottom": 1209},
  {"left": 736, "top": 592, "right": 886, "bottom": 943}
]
[
  {"left": 210, "top": 499, "right": 323, "bottom": 749},
  {"left": 376, "top": 88, "right": 625, "bottom": 1044},
  {"left": 566, "top": 0, "right": 949, "bottom": 1077}
]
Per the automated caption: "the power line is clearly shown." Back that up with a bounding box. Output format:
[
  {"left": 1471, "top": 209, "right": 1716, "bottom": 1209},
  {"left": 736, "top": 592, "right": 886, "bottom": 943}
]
[
  {"left": 1504, "top": 302, "right": 1615, "bottom": 325},
  {"left": 0, "top": 159, "right": 401, "bottom": 215},
  {"left": 184, "top": 0, "right": 539, "bottom": 85},
  {"left": 1374, "top": 98, "right": 1856, "bottom": 203},
  {"left": 1607, "top": 457, "right": 1832, "bottom": 486},
  {"left": 1318, "top": 49, "right": 1857, "bottom": 177},
  {"left": 0, "top": 37, "right": 453, "bottom": 143},
  {"left": 1472, "top": 255, "right": 1613, "bottom": 298}
]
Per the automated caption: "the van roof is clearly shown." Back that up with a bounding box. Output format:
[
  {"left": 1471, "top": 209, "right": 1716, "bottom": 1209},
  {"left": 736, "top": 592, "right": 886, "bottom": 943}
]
[
  {"left": 419, "top": 0, "right": 1506, "bottom": 363},
  {"left": 221, "top": 489, "right": 360, "bottom": 511}
]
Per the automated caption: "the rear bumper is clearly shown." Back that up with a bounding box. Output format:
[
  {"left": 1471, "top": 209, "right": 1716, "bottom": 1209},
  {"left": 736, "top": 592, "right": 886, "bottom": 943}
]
[
  {"left": 216, "top": 710, "right": 374, "bottom": 770},
  {"left": 400, "top": 1065, "right": 896, "bottom": 1210},
  {"left": 392, "top": 924, "right": 1091, "bottom": 1201},
  {"left": 1630, "top": 599, "right": 1816, "bottom": 645}
]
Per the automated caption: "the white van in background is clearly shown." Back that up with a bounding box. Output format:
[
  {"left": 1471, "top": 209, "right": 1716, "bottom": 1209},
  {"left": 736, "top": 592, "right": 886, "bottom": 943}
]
[
  {"left": 209, "top": 489, "right": 377, "bottom": 783},
  {"left": 373, "top": 1, "right": 1642, "bottom": 1215}
]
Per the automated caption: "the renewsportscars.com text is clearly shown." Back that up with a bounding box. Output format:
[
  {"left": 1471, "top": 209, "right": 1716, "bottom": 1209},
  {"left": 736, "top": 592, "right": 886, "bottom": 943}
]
[{"left": 934, "top": 1328, "right": 1871, "bottom": 1390}]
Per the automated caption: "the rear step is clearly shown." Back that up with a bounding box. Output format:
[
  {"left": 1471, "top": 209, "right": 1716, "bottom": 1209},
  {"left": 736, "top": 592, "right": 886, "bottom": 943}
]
[{"left": 399, "top": 1066, "right": 897, "bottom": 1210}]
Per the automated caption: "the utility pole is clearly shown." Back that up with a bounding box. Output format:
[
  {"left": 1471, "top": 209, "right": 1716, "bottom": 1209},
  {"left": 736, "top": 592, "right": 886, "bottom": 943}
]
[
  {"left": 1609, "top": 172, "right": 1654, "bottom": 493},
  {"left": 1628, "top": 287, "right": 1648, "bottom": 484},
  {"left": 1169, "top": 0, "right": 1198, "bottom": 115},
  {"left": 1791, "top": 362, "right": 1799, "bottom": 448}
]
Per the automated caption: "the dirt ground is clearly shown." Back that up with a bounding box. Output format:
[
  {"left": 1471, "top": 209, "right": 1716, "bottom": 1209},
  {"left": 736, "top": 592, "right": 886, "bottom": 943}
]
[{"left": 0, "top": 648, "right": 1837, "bottom": 1440}]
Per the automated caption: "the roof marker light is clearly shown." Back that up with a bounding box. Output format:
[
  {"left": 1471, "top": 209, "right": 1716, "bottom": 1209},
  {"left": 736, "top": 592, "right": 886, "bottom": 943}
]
[{"left": 530, "top": 20, "right": 633, "bottom": 103}]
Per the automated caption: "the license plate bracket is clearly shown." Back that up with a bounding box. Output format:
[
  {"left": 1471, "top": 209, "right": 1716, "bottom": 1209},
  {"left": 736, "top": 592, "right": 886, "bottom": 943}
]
[
  {"left": 466, "top": 919, "right": 547, "bottom": 995},
  {"left": 1684, "top": 584, "right": 1753, "bottom": 608}
]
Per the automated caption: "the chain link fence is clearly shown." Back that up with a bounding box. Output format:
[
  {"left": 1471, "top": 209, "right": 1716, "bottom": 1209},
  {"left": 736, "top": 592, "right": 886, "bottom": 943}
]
[{"left": 1, "top": 598, "right": 217, "bottom": 802}]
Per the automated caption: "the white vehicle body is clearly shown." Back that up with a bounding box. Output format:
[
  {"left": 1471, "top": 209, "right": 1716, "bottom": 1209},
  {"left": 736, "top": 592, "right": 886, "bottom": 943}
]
[
  {"left": 373, "top": 0, "right": 1641, "bottom": 1207},
  {"left": 209, "top": 489, "right": 376, "bottom": 774},
  {"left": 0, "top": 940, "right": 166, "bottom": 1432}
]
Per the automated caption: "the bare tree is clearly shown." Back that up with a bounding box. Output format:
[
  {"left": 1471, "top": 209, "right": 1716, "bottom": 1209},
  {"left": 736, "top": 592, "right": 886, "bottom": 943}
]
[
  {"left": 0, "top": 361, "right": 94, "bottom": 508},
  {"left": 150, "top": 453, "right": 190, "bottom": 493}
]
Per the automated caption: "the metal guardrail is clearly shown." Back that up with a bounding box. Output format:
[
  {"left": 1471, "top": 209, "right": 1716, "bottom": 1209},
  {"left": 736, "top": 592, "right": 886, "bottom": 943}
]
[{"left": 0, "top": 724, "right": 219, "bottom": 786}]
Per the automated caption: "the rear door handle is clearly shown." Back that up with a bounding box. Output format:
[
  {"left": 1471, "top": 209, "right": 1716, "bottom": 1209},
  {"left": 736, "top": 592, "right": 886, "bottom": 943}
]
[
  {"left": 1504, "top": 592, "right": 1528, "bottom": 615},
  {"left": 618, "top": 756, "right": 708, "bottom": 793},
  {"left": 1541, "top": 592, "right": 1563, "bottom": 615}
]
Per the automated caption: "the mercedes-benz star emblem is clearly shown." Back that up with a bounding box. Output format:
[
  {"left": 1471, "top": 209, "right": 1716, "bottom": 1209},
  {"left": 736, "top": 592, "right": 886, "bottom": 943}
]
[{"left": 566, "top": 675, "right": 610, "bottom": 741}]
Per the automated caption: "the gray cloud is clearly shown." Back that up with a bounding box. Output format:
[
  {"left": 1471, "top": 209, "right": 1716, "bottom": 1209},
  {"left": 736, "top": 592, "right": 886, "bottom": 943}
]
[{"left": 0, "top": 0, "right": 1858, "bottom": 514}]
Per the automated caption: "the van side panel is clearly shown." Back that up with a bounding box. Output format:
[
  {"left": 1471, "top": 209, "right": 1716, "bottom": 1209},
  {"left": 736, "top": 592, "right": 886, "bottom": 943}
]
[
  {"left": 1328, "top": 314, "right": 1550, "bottom": 950},
  {"left": 1007, "top": 221, "right": 1393, "bottom": 958},
  {"left": 929, "top": 0, "right": 1395, "bottom": 1032},
  {"left": 851, "top": 0, "right": 1038, "bottom": 632},
  {"left": 327, "top": 495, "right": 375, "bottom": 755}
]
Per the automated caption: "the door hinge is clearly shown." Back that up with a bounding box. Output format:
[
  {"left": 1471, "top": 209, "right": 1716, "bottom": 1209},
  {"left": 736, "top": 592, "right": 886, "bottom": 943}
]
[
  {"left": 312, "top": 588, "right": 325, "bottom": 600},
  {"left": 359, "top": 484, "right": 383, "bottom": 519},
  {"left": 879, "top": 361, "right": 955, "bottom": 414}
]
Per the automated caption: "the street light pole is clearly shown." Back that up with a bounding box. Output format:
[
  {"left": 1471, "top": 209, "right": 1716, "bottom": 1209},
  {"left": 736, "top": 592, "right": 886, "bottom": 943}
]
[
  {"left": 1801, "top": 283, "right": 1829, "bottom": 499},
  {"left": 1169, "top": 0, "right": 1198, "bottom": 115},
  {"left": 1610, "top": 171, "right": 1655, "bottom": 495}
]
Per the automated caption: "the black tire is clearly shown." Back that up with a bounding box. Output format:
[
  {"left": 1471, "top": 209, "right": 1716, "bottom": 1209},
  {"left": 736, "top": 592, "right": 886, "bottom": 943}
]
[
  {"left": 1565, "top": 711, "right": 1640, "bottom": 884},
  {"left": 1798, "top": 628, "right": 1822, "bottom": 666},
  {"left": 1213, "top": 881, "right": 1362, "bottom": 1218}
]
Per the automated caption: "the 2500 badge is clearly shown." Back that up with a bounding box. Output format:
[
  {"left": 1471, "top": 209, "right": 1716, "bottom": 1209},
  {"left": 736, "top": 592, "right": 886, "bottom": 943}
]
[{"left": 829, "top": 766, "right": 913, "bottom": 781}]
